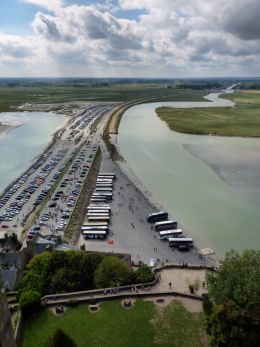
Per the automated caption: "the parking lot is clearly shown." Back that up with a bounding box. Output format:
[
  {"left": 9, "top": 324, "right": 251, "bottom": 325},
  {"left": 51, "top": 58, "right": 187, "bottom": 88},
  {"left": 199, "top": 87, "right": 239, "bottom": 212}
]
[{"left": 0, "top": 103, "right": 116, "bottom": 239}]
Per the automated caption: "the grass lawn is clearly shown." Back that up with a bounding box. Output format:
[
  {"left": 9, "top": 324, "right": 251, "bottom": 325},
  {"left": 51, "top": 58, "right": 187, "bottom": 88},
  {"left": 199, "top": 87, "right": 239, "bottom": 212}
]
[
  {"left": 20, "top": 300, "right": 208, "bottom": 347},
  {"left": 156, "top": 91, "right": 260, "bottom": 137}
]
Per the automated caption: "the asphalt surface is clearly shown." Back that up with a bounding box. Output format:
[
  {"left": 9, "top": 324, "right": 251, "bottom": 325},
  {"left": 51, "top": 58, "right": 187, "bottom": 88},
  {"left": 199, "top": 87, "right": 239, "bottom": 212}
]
[
  {"left": 0, "top": 103, "right": 116, "bottom": 240},
  {"left": 78, "top": 119, "right": 217, "bottom": 267}
]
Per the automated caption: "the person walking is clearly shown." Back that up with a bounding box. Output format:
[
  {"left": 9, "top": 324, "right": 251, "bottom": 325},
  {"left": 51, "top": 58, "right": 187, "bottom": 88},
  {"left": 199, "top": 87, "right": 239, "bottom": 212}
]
[{"left": 169, "top": 281, "right": 172, "bottom": 289}]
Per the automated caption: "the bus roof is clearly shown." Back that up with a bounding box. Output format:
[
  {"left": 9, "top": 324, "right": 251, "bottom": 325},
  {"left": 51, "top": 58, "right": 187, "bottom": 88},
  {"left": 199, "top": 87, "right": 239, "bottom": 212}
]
[
  {"left": 154, "top": 220, "right": 177, "bottom": 226},
  {"left": 82, "top": 230, "right": 107, "bottom": 235},
  {"left": 159, "top": 229, "right": 182, "bottom": 235},
  {"left": 168, "top": 237, "right": 193, "bottom": 242}
]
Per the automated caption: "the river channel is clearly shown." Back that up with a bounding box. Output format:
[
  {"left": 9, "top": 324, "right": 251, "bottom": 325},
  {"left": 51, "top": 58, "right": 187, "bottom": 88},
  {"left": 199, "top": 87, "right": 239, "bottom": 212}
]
[
  {"left": 0, "top": 112, "right": 66, "bottom": 194},
  {"left": 118, "top": 92, "right": 260, "bottom": 255}
]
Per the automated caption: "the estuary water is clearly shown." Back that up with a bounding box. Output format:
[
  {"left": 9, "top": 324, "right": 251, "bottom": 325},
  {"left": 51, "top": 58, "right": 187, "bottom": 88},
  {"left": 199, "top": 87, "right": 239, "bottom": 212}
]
[
  {"left": 118, "top": 92, "right": 260, "bottom": 255},
  {"left": 0, "top": 112, "right": 66, "bottom": 194}
]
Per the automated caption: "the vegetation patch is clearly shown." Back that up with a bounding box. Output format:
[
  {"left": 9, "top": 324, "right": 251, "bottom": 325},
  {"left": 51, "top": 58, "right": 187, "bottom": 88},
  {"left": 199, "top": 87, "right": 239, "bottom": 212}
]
[
  {"left": 156, "top": 91, "right": 260, "bottom": 137},
  {"left": 153, "top": 301, "right": 208, "bottom": 347},
  {"left": 17, "top": 251, "right": 154, "bottom": 296},
  {"left": 20, "top": 299, "right": 208, "bottom": 347}
]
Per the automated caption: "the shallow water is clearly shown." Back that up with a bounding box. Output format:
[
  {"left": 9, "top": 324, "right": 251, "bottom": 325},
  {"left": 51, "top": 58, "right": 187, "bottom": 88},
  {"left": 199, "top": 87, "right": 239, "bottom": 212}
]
[
  {"left": 0, "top": 112, "right": 66, "bottom": 194},
  {"left": 118, "top": 93, "right": 260, "bottom": 255}
]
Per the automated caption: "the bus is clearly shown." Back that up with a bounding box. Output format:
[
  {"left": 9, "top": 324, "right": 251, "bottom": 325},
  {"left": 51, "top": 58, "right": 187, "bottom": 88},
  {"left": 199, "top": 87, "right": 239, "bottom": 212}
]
[
  {"left": 81, "top": 226, "right": 109, "bottom": 232},
  {"left": 147, "top": 211, "right": 168, "bottom": 223},
  {"left": 159, "top": 229, "right": 183, "bottom": 240},
  {"left": 168, "top": 237, "right": 193, "bottom": 248},
  {"left": 82, "top": 230, "right": 108, "bottom": 240},
  {"left": 88, "top": 206, "right": 111, "bottom": 211},
  {"left": 88, "top": 216, "right": 110, "bottom": 221},
  {"left": 90, "top": 198, "right": 108, "bottom": 202},
  {"left": 88, "top": 205, "right": 110, "bottom": 209},
  {"left": 98, "top": 173, "right": 116, "bottom": 179},
  {"left": 87, "top": 211, "right": 109, "bottom": 217},
  {"left": 87, "top": 209, "right": 110, "bottom": 214},
  {"left": 97, "top": 178, "right": 113, "bottom": 184},
  {"left": 153, "top": 220, "right": 178, "bottom": 231},
  {"left": 95, "top": 183, "right": 113, "bottom": 187},
  {"left": 92, "top": 192, "right": 112, "bottom": 197},
  {"left": 82, "top": 222, "right": 108, "bottom": 227},
  {"left": 95, "top": 188, "right": 113, "bottom": 191}
]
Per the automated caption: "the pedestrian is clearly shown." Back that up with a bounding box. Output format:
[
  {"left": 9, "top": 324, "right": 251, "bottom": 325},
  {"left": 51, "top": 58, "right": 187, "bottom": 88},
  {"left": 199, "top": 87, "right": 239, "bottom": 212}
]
[{"left": 169, "top": 281, "right": 172, "bottom": 289}]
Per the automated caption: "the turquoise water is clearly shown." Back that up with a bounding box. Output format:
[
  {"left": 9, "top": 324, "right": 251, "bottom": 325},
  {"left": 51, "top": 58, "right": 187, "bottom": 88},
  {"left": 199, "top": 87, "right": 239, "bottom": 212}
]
[
  {"left": 0, "top": 112, "right": 66, "bottom": 193},
  {"left": 118, "top": 100, "right": 260, "bottom": 255}
]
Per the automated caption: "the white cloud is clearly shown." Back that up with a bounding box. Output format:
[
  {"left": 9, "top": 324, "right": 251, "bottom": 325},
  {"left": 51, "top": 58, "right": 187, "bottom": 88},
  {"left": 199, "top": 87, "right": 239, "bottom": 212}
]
[
  {"left": 20, "top": 0, "right": 62, "bottom": 11},
  {"left": 1, "top": 0, "right": 260, "bottom": 77}
]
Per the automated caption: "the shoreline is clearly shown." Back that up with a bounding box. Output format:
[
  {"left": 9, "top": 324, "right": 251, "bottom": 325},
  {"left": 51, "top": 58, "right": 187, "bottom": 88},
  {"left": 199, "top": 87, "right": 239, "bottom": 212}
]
[
  {"left": 110, "top": 135, "right": 220, "bottom": 264},
  {"left": 0, "top": 123, "right": 20, "bottom": 140},
  {"left": 103, "top": 91, "right": 238, "bottom": 262},
  {"left": 0, "top": 112, "right": 69, "bottom": 197}
]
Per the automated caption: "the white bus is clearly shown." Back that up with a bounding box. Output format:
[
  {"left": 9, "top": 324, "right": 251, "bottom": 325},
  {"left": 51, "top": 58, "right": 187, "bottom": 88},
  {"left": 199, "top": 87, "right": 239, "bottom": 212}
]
[
  {"left": 97, "top": 178, "right": 113, "bottom": 184},
  {"left": 82, "top": 230, "right": 108, "bottom": 239},
  {"left": 87, "top": 212, "right": 109, "bottom": 216},
  {"left": 83, "top": 222, "right": 108, "bottom": 226},
  {"left": 87, "top": 209, "right": 110, "bottom": 215},
  {"left": 95, "top": 188, "right": 113, "bottom": 191},
  {"left": 96, "top": 182, "right": 113, "bottom": 188},
  {"left": 153, "top": 220, "right": 178, "bottom": 232},
  {"left": 81, "top": 226, "right": 109, "bottom": 231},
  {"left": 88, "top": 216, "right": 110, "bottom": 221},
  {"left": 92, "top": 192, "right": 112, "bottom": 196},
  {"left": 98, "top": 172, "right": 116, "bottom": 179},
  {"left": 168, "top": 237, "right": 193, "bottom": 248},
  {"left": 159, "top": 229, "right": 183, "bottom": 240}
]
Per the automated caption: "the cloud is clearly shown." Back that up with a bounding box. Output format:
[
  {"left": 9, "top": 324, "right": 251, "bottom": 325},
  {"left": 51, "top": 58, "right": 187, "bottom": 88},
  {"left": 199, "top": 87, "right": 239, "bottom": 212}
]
[
  {"left": 20, "top": 0, "right": 62, "bottom": 11},
  {"left": 0, "top": 34, "right": 35, "bottom": 60},
  {"left": 1, "top": 0, "right": 260, "bottom": 77},
  {"left": 221, "top": 0, "right": 260, "bottom": 40}
]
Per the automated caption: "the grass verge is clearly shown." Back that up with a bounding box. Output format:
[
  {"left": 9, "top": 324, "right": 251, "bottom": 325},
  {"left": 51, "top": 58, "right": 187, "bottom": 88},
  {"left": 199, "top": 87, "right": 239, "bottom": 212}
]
[{"left": 64, "top": 147, "right": 102, "bottom": 243}]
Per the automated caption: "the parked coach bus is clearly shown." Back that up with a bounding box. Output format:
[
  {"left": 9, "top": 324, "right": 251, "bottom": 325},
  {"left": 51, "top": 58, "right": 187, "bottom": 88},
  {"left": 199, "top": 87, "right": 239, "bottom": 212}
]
[
  {"left": 81, "top": 226, "right": 109, "bottom": 232},
  {"left": 159, "top": 229, "right": 182, "bottom": 240},
  {"left": 168, "top": 237, "right": 193, "bottom": 248},
  {"left": 153, "top": 220, "right": 178, "bottom": 232},
  {"left": 147, "top": 211, "right": 168, "bottom": 223},
  {"left": 98, "top": 173, "right": 116, "bottom": 179},
  {"left": 88, "top": 216, "right": 110, "bottom": 221},
  {"left": 82, "top": 230, "right": 108, "bottom": 240}
]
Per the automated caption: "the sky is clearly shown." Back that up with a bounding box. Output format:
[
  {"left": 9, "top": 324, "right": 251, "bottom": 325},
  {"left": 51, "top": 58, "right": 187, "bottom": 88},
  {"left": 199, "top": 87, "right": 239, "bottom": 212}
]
[{"left": 0, "top": 0, "right": 259, "bottom": 78}]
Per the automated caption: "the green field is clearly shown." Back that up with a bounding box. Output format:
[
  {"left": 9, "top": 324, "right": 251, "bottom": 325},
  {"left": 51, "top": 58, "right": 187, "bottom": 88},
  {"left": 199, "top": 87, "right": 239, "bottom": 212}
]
[
  {"left": 0, "top": 83, "right": 207, "bottom": 112},
  {"left": 156, "top": 91, "right": 260, "bottom": 137},
  {"left": 20, "top": 300, "right": 208, "bottom": 347}
]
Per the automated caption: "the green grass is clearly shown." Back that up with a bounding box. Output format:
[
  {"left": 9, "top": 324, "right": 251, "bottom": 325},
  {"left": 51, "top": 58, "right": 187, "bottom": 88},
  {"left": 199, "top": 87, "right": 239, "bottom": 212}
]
[
  {"left": 153, "top": 301, "right": 208, "bottom": 347},
  {"left": 0, "top": 84, "right": 207, "bottom": 112},
  {"left": 20, "top": 300, "right": 208, "bottom": 347},
  {"left": 156, "top": 91, "right": 260, "bottom": 137}
]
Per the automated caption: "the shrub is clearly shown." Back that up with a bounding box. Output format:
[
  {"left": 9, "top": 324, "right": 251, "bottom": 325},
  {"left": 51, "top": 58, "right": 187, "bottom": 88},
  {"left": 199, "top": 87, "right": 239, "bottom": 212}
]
[
  {"left": 19, "top": 290, "right": 41, "bottom": 316},
  {"left": 134, "top": 265, "right": 154, "bottom": 284}
]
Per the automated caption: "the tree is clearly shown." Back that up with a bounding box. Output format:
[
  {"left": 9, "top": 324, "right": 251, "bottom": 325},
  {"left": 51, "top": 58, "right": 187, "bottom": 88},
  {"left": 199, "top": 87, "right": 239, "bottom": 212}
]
[
  {"left": 45, "top": 329, "right": 77, "bottom": 347},
  {"left": 134, "top": 265, "right": 154, "bottom": 283},
  {"left": 94, "top": 256, "right": 133, "bottom": 288},
  {"left": 206, "top": 250, "right": 260, "bottom": 347},
  {"left": 19, "top": 290, "right": 41, "bottom": 316}
]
